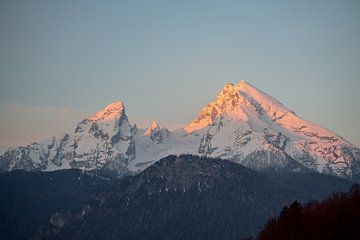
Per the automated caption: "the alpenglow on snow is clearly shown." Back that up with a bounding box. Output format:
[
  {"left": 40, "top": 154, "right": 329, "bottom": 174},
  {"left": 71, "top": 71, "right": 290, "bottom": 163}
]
[{"left": 1, "top": 81, "right": 359, "bottom": 180}]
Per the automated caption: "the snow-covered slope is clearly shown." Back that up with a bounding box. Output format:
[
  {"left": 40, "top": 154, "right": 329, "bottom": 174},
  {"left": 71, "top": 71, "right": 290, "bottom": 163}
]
[{"left": 1, "top": 81, "right": 359, "bottom": 179}]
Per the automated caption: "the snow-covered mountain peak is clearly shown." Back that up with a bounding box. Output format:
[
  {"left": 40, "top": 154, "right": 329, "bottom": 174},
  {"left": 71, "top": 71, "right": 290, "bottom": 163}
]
[
  {"left": 0, "top": 100, "right": 137, "bottom": 174},
  {"left": 185, "top": 81, "right": 262, "bottom": 132},
  {"left": 184, "top": 81, "right": 295, "bottom": 133},
  {"left": 89, "top": 101, "right": 124, "bottom": 122},
  {"left": 184, "top": 81, "right": 340, "bottom": 138},
  {"left": 144, "top": 121, "right": 160, "bottom": 137}
]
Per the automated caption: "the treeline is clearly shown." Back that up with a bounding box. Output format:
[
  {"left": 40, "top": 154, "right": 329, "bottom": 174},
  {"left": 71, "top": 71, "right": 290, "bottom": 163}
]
[{"left": 258, "top": 184, "right": 360, "bottom": 240}]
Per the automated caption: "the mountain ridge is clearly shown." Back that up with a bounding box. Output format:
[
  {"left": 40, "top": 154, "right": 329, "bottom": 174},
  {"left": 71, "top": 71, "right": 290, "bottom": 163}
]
[{"left": 1, "top": 81, "right": 359, "bottom": 180}]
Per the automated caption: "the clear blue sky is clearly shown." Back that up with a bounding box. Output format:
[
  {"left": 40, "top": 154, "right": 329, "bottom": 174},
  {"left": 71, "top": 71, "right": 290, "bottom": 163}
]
[{"left": 0, "top": 0, "right": 359, "bottom": 148}]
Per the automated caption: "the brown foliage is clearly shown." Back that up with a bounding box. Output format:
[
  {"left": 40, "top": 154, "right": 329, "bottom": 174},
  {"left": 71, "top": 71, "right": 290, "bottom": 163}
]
[{"left": 258, "top": 184, "right": 360, "bottom": 240}]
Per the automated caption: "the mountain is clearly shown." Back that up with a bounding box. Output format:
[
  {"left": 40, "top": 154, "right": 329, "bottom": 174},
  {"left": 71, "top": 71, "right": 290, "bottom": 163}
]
[
  {"left": 0, "top": 155, "right": 352, "bottom": 240},
  {"left": 181, "top": 81, "right": 360, "bottom": 178},
  {"left": 0, "top": 169, "right": 113, "bottom": 240},
  {"left": 0, "top": 102, "right": 136, "bottom": 175},
  {"left": 48, "top": 155, "right": 352, "bottom": 240},
  {"left": 1, "top": 81, "right": 359, "bottom": 179}
]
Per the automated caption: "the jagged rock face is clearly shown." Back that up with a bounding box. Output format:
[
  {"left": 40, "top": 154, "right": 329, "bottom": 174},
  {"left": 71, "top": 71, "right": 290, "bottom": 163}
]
[
  {"left": 0, "top": 102, "right": 136, "bottom": 175},
  {"left": 63, "top": 102, "right": 136, "bottom": 173},
  {"left": 0, "top": 81, "right": 359, "bottom": 180}
]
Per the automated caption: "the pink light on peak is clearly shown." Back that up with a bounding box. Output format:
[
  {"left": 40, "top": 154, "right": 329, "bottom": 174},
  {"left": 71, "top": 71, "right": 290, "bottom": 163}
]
[{"left": 88, "top": 101, "right": 125, "bottom": 121}]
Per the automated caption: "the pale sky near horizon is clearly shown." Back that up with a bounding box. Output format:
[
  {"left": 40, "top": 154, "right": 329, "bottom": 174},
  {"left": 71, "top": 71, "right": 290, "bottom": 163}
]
[{"left": 0, "top": 0, "right": 359, "bottom": 148}]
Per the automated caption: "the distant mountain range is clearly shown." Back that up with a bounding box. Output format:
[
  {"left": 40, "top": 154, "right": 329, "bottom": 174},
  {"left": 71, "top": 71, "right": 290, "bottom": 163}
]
[
  {"left": 0, "top": 155, "right": 353, "bottom": 240},
  {"left": 1, "top": 81, "right": 359, "bottom": 180}
]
